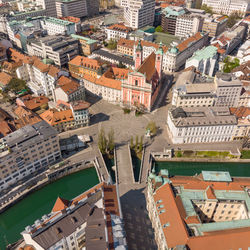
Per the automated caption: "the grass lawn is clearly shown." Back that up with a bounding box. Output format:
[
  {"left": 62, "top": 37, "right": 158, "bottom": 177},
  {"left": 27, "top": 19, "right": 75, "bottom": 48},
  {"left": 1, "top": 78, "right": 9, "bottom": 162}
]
[
  {"left": 241, "top": 150, "right": 250, "bottom": 159},
  {"left": 174, "top": 150, "right": 235, "bottom": 159}
]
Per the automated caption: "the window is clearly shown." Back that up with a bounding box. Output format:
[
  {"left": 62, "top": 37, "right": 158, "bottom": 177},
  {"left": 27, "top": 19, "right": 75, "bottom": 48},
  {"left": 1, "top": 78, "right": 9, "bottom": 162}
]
[
  {"left": 135, "top": 80, "right": 138, "bottom": 86},
  {"left": 221, "top": 210, "right": 224, "bottom": 214}
]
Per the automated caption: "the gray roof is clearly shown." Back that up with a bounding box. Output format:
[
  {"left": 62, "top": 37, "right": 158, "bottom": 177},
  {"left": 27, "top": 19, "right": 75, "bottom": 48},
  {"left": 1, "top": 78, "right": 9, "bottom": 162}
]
[
  {"left": 85, "top": 207, "right": 107, "bottom": 250},
  {"left": 33, "top": 203, "right": 92, "bottom": 249},
  {"left": 169, "top": 106, "right": 237, "bottom": 127},
  {"left": 215, "top": 72, "right": 242, "bottom": 87},
  {"left": 93, "top": 49, "right": 134, "bottom": 66},
  {"left": 1, "top": 120, "right": 57, "bottom": 149}
]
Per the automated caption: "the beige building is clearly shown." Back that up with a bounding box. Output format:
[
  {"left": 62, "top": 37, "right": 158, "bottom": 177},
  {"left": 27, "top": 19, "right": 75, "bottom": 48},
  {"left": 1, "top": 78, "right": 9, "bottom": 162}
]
[
  {"left": 147, "top": 169, "right": 250, "bottom": 250},
  {"left": 0, "top": 121, "right": 61, "bottom": 191},
  {"left": 202, "top": 15, "right": 228, "bottom": 37},
  {"left": 230, "top": 107, "right": 250, "bottom": 140}
]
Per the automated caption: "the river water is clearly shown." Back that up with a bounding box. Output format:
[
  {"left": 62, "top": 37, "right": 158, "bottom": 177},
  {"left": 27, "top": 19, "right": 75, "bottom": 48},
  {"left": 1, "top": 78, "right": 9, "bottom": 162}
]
[
  {"left": 1, "top": 161, "right": 250, "bottom": 249},
  {"left": 154, "top": 161, "right": 250, "bottom": 177},
  {"left": 0, "top": 168, "right": 99, "bottom": 249}
]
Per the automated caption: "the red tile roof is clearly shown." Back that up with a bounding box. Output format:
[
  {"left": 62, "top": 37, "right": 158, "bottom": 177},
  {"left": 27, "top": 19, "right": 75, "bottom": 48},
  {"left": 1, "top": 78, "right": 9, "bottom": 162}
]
[
  {"left": 59, "top": 16, "right": 80, "bottom": 23},
  {"left": 138, "top": 52, "right": 156, "bottom": 82},
  {"left": 52, "top": 197, "right": 70, "bottom": 213},
  {"left": 60, "top": 80, "right": 80, "bottom": 95},
  {"left": 71, "top": 100, "right": 90, "bottom": 111},
  {"left": 40, "top": 109, "right": 74, "bottom": 126},
  {"left": 69, "top": 55, "right": 101, "bottom": 70},
  {"left": 0, "top": 72, "right": 12, "bottom": 86},
  {"left": 107, "top": 23, "right": 132, "bottom": 33},
  {"left": 18, "top": 95, "right": 49, "bottom": 111},
  {"left": 230, "top": 107, "right": 250, "bottom": 119},
  {"left": 177, "top": 32, "right": 203, "bottom": 52}
]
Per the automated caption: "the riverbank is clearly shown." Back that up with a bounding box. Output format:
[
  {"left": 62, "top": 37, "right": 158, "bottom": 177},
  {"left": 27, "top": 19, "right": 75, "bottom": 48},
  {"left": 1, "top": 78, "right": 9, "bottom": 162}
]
[
  {"left": 156, "top": 157, "right": 250, "bottom": 163},
  {"left": 0, "top": 162, "right": 95, "bottom": 214},
  {"left": 0, "top": 168, "right": 99, "bottom": 249}
]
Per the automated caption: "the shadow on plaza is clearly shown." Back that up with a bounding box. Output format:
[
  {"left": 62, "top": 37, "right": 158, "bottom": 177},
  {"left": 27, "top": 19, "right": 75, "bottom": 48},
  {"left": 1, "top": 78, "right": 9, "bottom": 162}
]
[
  {"left": 90, "top": 112, "right": 110, "bottom": 125},
  {"left": 120, "top": 188, "right": 157, "bottom": 250}
]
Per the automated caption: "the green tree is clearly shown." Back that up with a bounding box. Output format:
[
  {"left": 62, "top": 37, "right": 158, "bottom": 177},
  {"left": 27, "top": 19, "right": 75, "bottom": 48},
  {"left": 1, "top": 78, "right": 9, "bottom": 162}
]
[
  {"left": 146, "top": 121, "right": 157, "bottom": 136},
  {"left": 4, "top": 78, "right": 28, "bottom": 93},
  {"left": 107, "top": 128, "right": 115, "bottom": 153},
  {"left": 138, "top": 136, "right": 143, "bottom": 152},
  {"left": 98, "top": 128, "right": 107, "bottom": 154},
  {"left": 155, "top": 25, "right": 163, "bottom": 33},
  {"left": 201, "top": 4, "right": 213, "bottom": 14},
  {"left": 135, "top": 135, "right": 139, "bottom": 151},
  {"left": 227, "top": 11, "right": 242, "bottom": 28},
  {"left": 130, "top": 136, "right": 134, "bottom": 149},
  {"left": 107, "top": 39, "right": 117, "bottom": 50}
]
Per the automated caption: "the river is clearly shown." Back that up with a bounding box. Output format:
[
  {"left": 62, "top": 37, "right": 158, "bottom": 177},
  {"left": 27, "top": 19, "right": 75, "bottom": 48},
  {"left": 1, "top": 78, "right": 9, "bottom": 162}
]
[
  {"left": 154, "top": 161, "right": 250, "bottom": 177},
  {"left": 0, "top": 167, "right": 99, "bottom": 249}
]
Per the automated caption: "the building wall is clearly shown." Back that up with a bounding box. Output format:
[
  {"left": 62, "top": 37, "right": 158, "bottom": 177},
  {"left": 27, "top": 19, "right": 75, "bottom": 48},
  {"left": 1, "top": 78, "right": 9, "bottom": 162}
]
[
  {"left": 167, "top": 112, "right": 236, "bottom": 144},
  {"left": 0, "top": 131, "right": 61, "bottom": 191}
]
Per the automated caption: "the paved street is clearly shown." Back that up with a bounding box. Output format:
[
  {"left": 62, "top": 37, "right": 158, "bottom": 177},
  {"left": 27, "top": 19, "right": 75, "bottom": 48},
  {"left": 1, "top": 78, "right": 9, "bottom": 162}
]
[{"left": 116, "top": 144, "right": 134, "bottom": 184}]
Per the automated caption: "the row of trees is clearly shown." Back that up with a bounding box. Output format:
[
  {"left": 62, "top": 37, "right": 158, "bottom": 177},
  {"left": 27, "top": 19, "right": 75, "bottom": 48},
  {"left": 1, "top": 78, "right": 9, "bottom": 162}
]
[
  {"left": 130, "top": 135, "right": 144, "bottom": 153},
  {"left": 98, "top": 128, "right": 115, "bottom": 155}
]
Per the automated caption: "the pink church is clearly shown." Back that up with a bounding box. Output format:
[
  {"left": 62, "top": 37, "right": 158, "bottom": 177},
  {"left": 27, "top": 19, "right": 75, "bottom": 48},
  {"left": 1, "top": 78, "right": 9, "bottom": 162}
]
[{"left": 121, "top": 40, "right": 163, "bottom": 112}]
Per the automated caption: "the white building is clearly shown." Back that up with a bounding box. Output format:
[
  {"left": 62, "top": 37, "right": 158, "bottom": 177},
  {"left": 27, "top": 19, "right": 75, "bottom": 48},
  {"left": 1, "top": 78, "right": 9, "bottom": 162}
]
[
  {"left": 167, "top": 106, "right": 237, "bottom": 144},
  {"left": 21, "top": 183, "right": 127, "bottom": 250},
  {"left": 175, "top": 14, "right": 203, "bottom": 38},
  {"left": 202, "top": 0, "right": 250, "bottom": 16},
  {"left": 172, "top": 68, "right": 216, "bottom": 108},
  {"left": 236, "top": 40, "right": 250, "bottom": 64},
  {"left": 215, "top": 72, "right": 243, "bottom": 107},
  {"left": 123, "top": 0, "right": 155, "bottom": 29},
  {"left": 0, "top": 121, "right": 61, "bottom": 191},
  {"left": 185, "top": 46, "right": 218, "bottom": 76},
  {"left": 55, "top": 0, "right": 88, "bottom": 18},
  {"left": 105, "top": 23, "right": 132, "bottom": 41},
  {"left": 70, "top": 100, "right": 90, "bottom": 127},
  {"left": 27, "top": 35, "right": 79, "bottom": 67},
  {"left": 163, "top": 32, "right": 209, "bottom": 72},
  {"left": 36, "top": 0, "right": 57, "bottom": 17},
  {"left": 41, "top": 17, "right": 75, "bottom": 36}
]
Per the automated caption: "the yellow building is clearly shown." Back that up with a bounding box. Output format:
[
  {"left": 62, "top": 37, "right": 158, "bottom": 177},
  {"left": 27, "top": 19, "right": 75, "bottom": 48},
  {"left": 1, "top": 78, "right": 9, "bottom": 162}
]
[
  {"left": 71, "top": 34, "right": 99, "bottom": 56},
  {"left": 68, "top": 55, "right": 102, "bottom": 78}
]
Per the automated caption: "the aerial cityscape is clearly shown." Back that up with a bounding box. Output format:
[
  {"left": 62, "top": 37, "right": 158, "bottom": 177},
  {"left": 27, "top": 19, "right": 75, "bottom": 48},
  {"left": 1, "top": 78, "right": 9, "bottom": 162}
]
[{"left": 0, "top": 0, "right": 249, "bottom": 249}]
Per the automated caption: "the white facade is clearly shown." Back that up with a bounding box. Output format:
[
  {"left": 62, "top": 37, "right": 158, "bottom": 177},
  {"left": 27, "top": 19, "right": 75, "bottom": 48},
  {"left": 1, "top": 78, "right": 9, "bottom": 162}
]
[
  {"left": 163, "top": 32, "right": 209, "bottom": 73},
  {"left": 236, "top": 40, "right": 250, "bottom": 64},
  {"left": 123, "top": 0, "right": 155, "bottom": 29},
  {"left": 84, "top": 77, "right": 122, "bottom": 104},
  {"left": 41, "top": 17, "right": 75, "bottom": 36},
  {"left": 202, "top": 0, "right": 250, "bottom": 16},
  {"left": 185, "top": 46, "right": 218, "bottom": 77},
  {"left": 175, "top": 14, "right": 203, "bottom": 38},
  {"left": 167, "top": 107, "right": 237, "bottom": 144},
  {"left": 105, "top": 26, "right": 131, "bottom": 41},
  {"left": 55, "top": 0, "right": 88, "bottom": 18},
  {"left": 0, "top": 121, "right": 61, "bottom": 191},
  {"left": 215, "top": 73, "right": 242, "bottom": 107}
]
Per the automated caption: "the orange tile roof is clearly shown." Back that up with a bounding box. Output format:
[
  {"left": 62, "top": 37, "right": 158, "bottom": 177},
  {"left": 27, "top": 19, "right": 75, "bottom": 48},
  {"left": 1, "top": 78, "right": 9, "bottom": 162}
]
[
  {"left": 14, "top": 106, "right": 42, "bottom": 128},
  {"left": 60, "top": 80, "right": 80, "bottom": 95},
  {"left": 138, "top": 52, "right": 156, "bottom": 82},
  {"left": 33, "top": 59, "right": 50, "bottom": 73},
  {"left": 107, "top": 23, "right": 132, "bottom": 33},
  {"left": 9, "top": 48, "right": 34, "bottom": 64},
  {"left": 69, "top": 55, "right": 101, "bottom": 70},
  {"left": 230, "top": 107, "right": 250, "bottom": 119},
  {"left": 187, "top": 227, "right": 250, "bottom": 250},
  {"left": 48, "top": 65, "right": 60, "bottom": 78},
  {"left": 137, "top": 40, "right": 168, "bottom": 53},
  {"left": 40, "top": 109, "right": 74, "bottom": 126},
  {"left": 0, "top": 120, "right": 14, "bottom": 137},
  {"left": 117, "top": 38, "right": 135, "bottom": 49},
  {"left": 103, "top": 67, "right": 131, "bottom": 80},
  {"left": 19, "top": 95, "right": 49, "bottom": 111},
  {"left": 152, "top": 174, "right": 250, "bottom": 249},
  {"left": 153, "top": 183, "right": 189, "bottom": 248},
  {"left": 82, "top": 73, "right": 122, "bottom": 90},
  {"left": 57, "top": 76, "right": 72, "bottom": 86},
  {"left": 0, "top": 72, "right": 12, "bottom": 86},
  {"left": 71, "top": 100, "right": 90, "bottom": 111},
  {"left": 59, "top": 16, "right": 80, "bottom": 23},
  {"left": 177, "top": 32, "right": 203, "bottom": 52},
  {"left": 52, "top": 197, "right": 70, "bottom": 212},
  {"left": 2, "top": 60, "right": 22, "bottom": 73}
]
